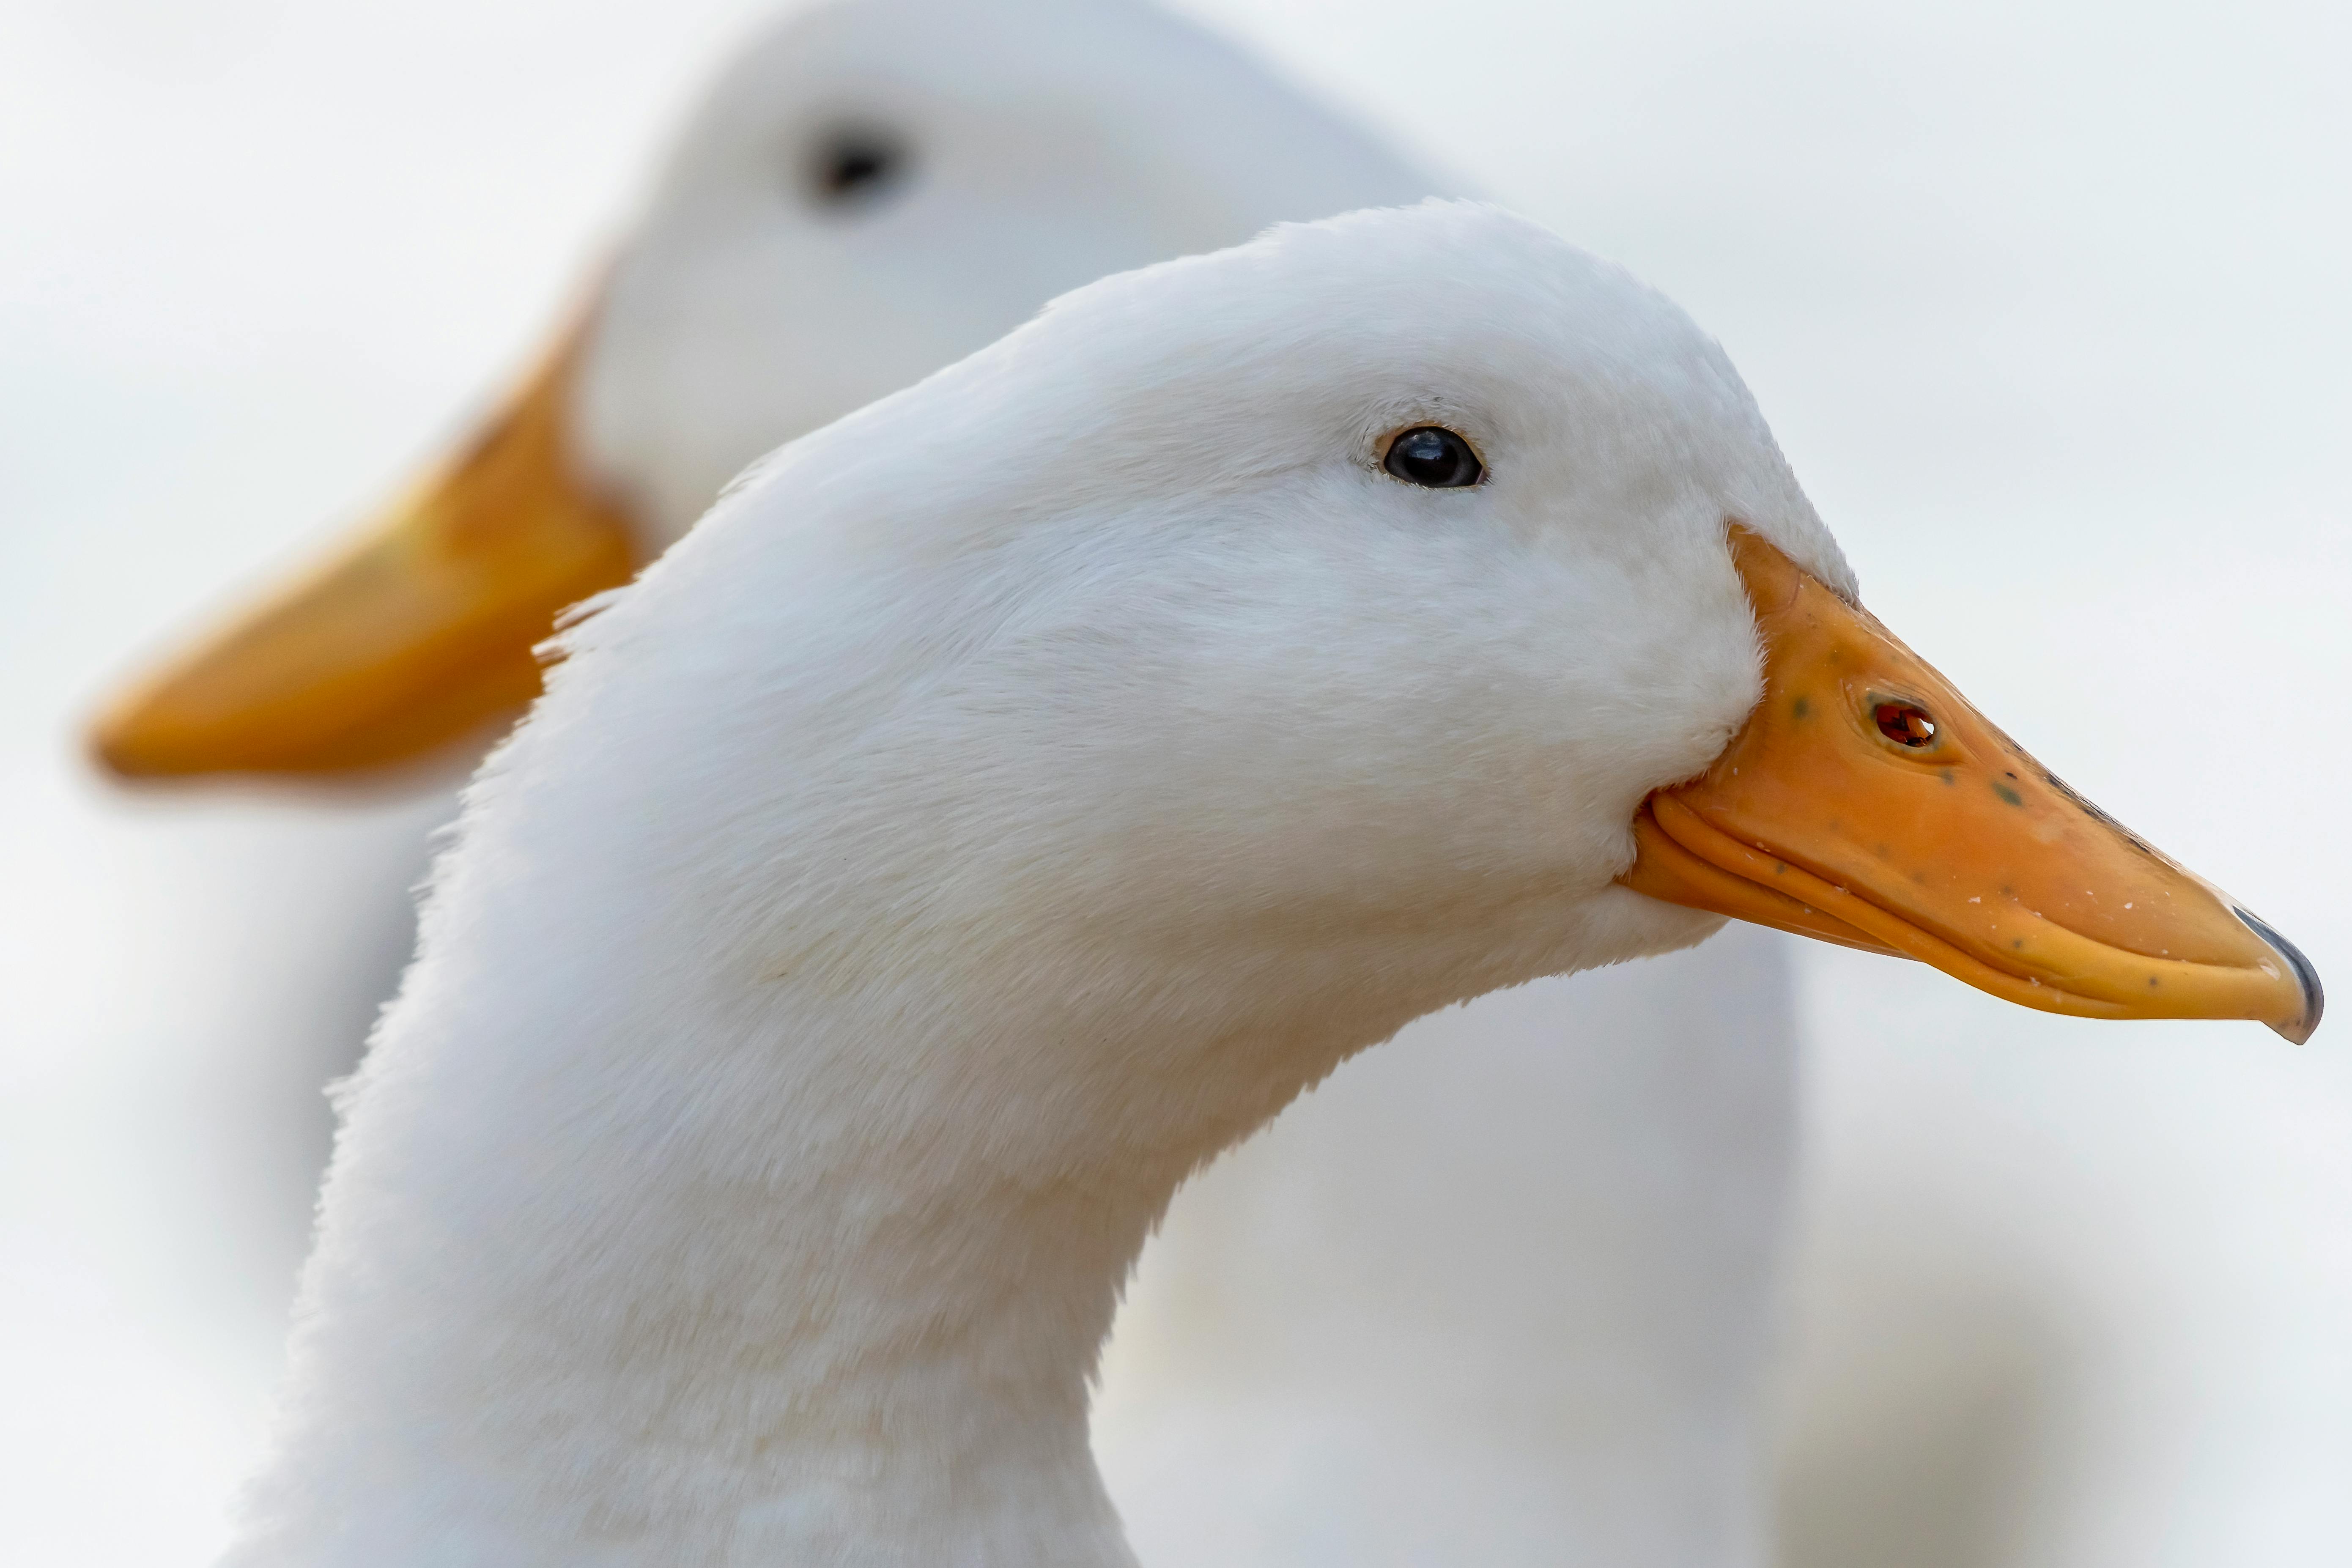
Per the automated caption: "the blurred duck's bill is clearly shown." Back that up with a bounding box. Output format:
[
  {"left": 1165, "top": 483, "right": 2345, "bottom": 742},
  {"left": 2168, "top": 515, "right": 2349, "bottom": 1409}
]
[
  {"left": 88, "top": 321, "right": 636, "bottom": 779},
  {"left": 1622, "top": 527, "right": 2322, "bottom": 1043}
]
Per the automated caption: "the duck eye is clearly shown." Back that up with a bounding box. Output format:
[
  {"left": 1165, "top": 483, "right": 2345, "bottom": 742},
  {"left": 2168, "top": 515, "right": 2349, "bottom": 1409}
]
[
  {"left": 808, "top": 128, "right": 909, "bottom": 208},
  {"left": 1382, "top": 425, "right": 1483, "bottom": 488},
  {"left": 1873, "top": 700, "right": 1939, "bottom": 748}
]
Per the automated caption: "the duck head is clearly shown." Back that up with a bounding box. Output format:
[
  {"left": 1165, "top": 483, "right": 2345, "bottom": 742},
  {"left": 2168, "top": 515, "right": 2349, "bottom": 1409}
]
[
  {"left": 86, "top": 0, "right": 1442, "bottom": 779},
  {"left": 484, "top": 200, "right": 2312, "bottom": 1050}
]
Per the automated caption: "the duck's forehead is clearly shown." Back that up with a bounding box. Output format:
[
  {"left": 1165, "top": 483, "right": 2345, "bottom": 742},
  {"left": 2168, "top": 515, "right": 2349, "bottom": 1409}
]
[
  {"left": 1059, "top": 213, "right": 1760, "bottom": 452},
  {"left": 659, "top": 0, "right": 1412, "bottom": 236},
  {"left": 704, "top": 0, "right": 1223, "bottom": 132},
  {"left": 1101, "top": 208, "right": 1723, "bottom": 387}
]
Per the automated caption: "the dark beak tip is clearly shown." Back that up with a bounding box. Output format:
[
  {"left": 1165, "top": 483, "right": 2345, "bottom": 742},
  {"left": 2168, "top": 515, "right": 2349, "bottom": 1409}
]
[{"left": 2236, "top": 907, "right": 2323, "bottom": 1044}]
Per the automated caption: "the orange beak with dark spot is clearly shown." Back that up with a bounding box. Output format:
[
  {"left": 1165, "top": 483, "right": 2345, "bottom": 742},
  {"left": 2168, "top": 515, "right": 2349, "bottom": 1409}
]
[
  {"left": 1621, "top": 527, "right": 2322, "bottom": 1042},
  {"left": 88, "top": 319, "right": 639, "bottom": 779}
]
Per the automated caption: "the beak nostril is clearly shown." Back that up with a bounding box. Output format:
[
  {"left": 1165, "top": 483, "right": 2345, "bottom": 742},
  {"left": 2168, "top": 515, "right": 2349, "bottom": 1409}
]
[
  {"left": 1873, "top": 700, "right": 1938, "bottom": 748},
  {"left": 2234, "top": 906, "right": 2325, "bottom": 1043}
]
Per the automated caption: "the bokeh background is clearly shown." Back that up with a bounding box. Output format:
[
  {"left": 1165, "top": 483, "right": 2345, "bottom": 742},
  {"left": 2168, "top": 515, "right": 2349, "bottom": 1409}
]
[{"left": 2, "top": 0, "right": 2346, "bottom": 1563}]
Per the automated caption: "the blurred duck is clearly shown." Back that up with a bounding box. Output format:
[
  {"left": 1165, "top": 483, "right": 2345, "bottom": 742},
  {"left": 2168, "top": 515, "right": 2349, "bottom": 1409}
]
[
  {"left": 69, "top": 2, "right": 2097, "bottom": 1563},
  {"left": 210, "top": 201, "right": 2314, "bottom": 1567}
]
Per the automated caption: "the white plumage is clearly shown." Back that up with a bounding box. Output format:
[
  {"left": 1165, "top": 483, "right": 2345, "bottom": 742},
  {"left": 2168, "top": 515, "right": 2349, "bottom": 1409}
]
[
  {"left": 567, "top": 6, "right": 1801, "bottom": 1560},
  {"left": 223, "top": 200, "right": 1829, "bottom": 1568}
]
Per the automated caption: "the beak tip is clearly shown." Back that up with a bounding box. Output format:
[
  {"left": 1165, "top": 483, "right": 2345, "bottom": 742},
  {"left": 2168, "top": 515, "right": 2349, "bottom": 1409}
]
[
  {"left": 86, "top": 716, "right": 154, "bottom": 780},
  {"left": 85, "top": 699, "right": 187, "bottom": 781},
  {"left": 2236, "top": 906, "right": 2323, "bottom": 1044}
]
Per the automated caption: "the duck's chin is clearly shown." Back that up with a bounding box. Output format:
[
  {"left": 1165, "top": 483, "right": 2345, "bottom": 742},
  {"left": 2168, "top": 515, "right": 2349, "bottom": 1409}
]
[{"left": 1576, "top": 883, "right": 1735, "bottom": 973}]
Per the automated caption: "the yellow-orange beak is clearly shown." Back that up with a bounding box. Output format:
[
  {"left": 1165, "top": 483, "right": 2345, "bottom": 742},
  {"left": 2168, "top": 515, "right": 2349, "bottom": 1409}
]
[
  {"left": 88, "top": 320, "right": 638, "bottom": 778},
  {"left": 1622, "top": 527, "right": 2321, "bottom": 1041}
]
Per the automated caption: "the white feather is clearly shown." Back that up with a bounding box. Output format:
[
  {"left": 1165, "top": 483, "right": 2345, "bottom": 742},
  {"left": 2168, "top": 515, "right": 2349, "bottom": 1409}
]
[
  {"left": 558, "top": 15, "right": 1816, "bottom": 1555},
  {"left": 223, "top": 201, "right": 1845, "bottom": 1568}
]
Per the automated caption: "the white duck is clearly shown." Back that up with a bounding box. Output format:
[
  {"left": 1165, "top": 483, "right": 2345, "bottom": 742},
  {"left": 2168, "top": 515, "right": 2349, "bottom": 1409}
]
[
  {"left": 97, "top": 3, "right": 1804, "bottom": 1561},
  {"left": 211, "top": 201, "right": 2314, "bottom": 1568}
]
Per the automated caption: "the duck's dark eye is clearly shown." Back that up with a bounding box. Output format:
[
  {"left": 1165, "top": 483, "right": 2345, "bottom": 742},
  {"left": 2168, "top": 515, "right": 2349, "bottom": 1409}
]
[
  {"left": 1874, "top": 700, "right": 1939, "bottom": 748},
  {"left": 1382, "top": 425, "right": 1483, "bottom": 488},
  {"left": 808, "top": 128, "right": 909, "bottom": 208}
]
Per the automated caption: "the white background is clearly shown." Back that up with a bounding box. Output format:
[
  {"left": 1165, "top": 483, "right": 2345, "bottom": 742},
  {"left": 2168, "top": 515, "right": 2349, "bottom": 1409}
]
[{"left": 1, "top": 0, "right": 2345, "bottom": 1563}]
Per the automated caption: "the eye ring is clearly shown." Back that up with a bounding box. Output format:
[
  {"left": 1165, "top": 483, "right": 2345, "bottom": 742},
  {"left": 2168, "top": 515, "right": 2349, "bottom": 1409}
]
[{"left": 1380, "top": 425, "right": 1485, "bottom": 489}]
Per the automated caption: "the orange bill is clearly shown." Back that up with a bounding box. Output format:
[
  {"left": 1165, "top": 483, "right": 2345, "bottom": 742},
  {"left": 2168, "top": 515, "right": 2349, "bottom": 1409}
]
[
  {"left": 88, "top": 321, "right": 637, "bottom": 778},
  {"left": 1621, "top": 526, "right": 2322, "bottom": 1042}
]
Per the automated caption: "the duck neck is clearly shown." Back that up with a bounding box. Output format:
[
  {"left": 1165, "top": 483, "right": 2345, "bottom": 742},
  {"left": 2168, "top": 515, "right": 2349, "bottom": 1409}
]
[{"left": 242, "top": 898, "right": 1357, "bottom": 1568}]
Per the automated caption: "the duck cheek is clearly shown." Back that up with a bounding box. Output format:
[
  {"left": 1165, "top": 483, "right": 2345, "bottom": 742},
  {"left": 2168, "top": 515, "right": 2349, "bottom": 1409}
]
[{"left": 1619, "top": 526, "right": 2319, "bottom": 1042}]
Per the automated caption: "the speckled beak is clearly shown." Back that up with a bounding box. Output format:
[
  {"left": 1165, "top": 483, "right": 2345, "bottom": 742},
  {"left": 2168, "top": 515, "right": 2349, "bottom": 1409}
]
[
  {"left": 1622, "top": 526, "right": 2322, "bottom": 1042},
  {"left": 88, "top": 319, "right": 638, "bottom": 779}
]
